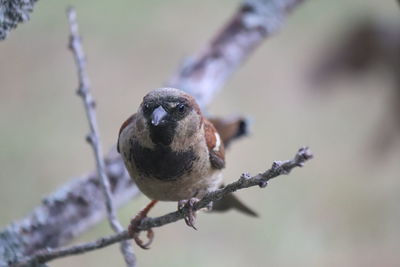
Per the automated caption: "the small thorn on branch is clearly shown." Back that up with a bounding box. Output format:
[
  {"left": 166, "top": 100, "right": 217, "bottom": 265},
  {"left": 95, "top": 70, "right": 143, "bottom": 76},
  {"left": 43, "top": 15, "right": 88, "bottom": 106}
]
[
  {"left": 295, "top": 146, "right": 313, "bottom": 165},
  {"left": 271, "top": 161, "right": 283, "bottom": 170},
  {"left": 259, "top": 180, "right": 268, "bottom": 188},
  {"left": 239, "top": 172, "right": 251, "bottom": 182},
  {"left": 85, "top": 134, "right": 94, "bottom": 144},
  {"left": 76, "top": 87, "right": 84, "bottom": 97}
]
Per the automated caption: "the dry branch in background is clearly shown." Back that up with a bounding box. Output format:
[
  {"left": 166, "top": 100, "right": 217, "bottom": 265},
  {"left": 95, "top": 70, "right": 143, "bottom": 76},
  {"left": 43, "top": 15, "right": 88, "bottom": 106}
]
[
  {"left": 0, "top": 0, "right": 306, "bottom": 266},
  {"left": 66, "top": 7, "right": 136, "bottom": 267},
  {"left": 13, "top": 147, "right": 313, "bottom": 267},
  {"left": 168, "top": 0, "right": 305, "bottom": 109}
]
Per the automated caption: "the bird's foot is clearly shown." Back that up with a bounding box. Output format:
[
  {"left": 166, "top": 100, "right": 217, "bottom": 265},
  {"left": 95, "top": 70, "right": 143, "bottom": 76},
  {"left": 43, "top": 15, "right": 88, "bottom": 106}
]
[
  {"left": 178, "top": 198, "right": 199, "bottom": 230},
  {"left": 128, "top": 200, "right": 158, "bottom": 249},
  {"left": 128, "top": 216, "right": 154, "bottom": 249}
]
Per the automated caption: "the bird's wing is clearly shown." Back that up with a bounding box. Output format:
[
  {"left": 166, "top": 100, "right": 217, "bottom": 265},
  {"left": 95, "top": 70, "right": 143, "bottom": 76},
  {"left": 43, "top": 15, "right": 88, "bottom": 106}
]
[
  {"left": 208, "top": 116, "right": 249, "bottom": 148},
  {"left": 117, "top": 113, "right": 137, "bottom": 153},
  {"left": 204, "top": 119, "right": 225, "bottom": 169}
]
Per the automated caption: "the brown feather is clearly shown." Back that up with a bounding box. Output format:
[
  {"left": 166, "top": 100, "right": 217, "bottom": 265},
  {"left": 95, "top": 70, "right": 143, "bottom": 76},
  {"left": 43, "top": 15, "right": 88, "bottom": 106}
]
[
  {"left": 117, "top": 114, "right": 136, "bottom": 153},
  {"left": 208, "top": 116, "right": 249, "bottom": 148},
  {"left": 204, "top": 119, "right": 225, "bottom": 169}
]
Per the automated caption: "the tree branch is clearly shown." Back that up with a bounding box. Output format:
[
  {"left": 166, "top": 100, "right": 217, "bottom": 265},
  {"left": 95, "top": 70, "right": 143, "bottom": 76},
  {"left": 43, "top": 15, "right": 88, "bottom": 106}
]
[
  {"left": 0, "top": 150, "right": 138, "bottom": 267},
  {"left": 12, "top": 147, "right": 313, "bottom": 267},
  {"left": 0, "top": 0, "right": 306, "bottom": 266},
  {"left": 66, "top": 7, "right": 135, "bottom": 267},
  {"left": 0, "top": 0, "right": 39, "bottom": 40},
  {"left": 168, "top": 0, "right": 305, "bottom": 109}
]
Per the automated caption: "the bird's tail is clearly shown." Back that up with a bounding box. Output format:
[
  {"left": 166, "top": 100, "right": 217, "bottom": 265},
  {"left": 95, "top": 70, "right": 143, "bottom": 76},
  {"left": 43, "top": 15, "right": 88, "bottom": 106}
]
[{"left": 211, "top": 193, "right": 258, "bottom": 217}]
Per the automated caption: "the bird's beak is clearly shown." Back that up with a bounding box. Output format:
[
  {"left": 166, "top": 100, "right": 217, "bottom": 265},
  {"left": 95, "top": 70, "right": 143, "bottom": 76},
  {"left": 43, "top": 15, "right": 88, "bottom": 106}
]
[{"left": 151, "top": 106, "right": 168, "bottom": 126}]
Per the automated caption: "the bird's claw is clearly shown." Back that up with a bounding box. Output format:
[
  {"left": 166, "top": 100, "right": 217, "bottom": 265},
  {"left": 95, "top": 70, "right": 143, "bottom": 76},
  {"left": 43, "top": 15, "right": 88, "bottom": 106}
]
[
  {"left": 128, "top": 200, "right": 158, "bottom": 249},
  {"left": 178, "top": 198, "right": 199, "bottom": 230},
  {"left": 128, "top": 214, "right": 154, "bottom": 249}
]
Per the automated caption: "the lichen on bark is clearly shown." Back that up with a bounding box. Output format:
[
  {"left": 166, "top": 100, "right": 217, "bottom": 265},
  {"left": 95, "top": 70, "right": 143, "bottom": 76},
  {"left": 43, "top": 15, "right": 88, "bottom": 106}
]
[{"left": 0, "top": 0, "right": 39, "bottom": 40}]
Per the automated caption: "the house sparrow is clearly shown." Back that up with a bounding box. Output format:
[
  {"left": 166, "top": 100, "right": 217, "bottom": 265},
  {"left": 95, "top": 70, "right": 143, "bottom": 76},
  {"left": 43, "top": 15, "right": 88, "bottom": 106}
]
[{"left": 117, "top": 88, "right": 256, "bottom": 248}]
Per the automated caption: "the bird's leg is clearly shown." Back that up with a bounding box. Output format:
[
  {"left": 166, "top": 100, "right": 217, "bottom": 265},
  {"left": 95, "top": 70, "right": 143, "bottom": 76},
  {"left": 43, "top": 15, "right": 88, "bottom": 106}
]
[
  {"left": 128, "top": 199, "right": 158, "bottom": 249},
  {"left": 178, "top": 198, "right": 200, "bottom": 230}
]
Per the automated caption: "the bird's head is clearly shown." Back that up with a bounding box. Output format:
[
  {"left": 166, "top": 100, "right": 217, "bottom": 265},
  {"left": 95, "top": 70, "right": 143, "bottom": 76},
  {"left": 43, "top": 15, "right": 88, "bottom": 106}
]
[{"left": 139, "top": 88, "right": 203, "bottom": 146}]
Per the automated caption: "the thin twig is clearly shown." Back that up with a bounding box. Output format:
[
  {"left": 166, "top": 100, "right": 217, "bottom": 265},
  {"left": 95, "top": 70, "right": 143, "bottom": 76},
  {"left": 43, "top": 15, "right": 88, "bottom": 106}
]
[
  {"left": 66, "top": 7, "right": 136, "bottom": 267},
  {"left": 13, "top": 147, "right": 313, "bottom": 266}
]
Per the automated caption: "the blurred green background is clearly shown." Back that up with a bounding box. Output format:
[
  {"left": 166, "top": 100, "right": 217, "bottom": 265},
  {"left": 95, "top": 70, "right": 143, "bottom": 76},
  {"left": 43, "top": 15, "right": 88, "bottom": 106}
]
[{"left": 1, "top": 0, "right": 400, "bottom": 266}]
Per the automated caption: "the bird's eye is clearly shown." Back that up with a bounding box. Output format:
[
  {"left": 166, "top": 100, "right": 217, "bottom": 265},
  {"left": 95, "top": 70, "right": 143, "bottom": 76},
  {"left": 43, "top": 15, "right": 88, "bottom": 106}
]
[
  {"left": 177, "top": 103, "right": 185, "bottom": 113},
  {"left": 143, "top": 103, "right": 150, "bottom": 111}
]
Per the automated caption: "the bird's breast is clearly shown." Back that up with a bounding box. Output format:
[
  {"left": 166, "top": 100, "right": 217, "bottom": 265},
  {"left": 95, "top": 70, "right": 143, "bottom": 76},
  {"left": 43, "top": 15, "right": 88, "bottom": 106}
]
[{"left": 130, "top": 141, "right": 198, "bottom": 181}]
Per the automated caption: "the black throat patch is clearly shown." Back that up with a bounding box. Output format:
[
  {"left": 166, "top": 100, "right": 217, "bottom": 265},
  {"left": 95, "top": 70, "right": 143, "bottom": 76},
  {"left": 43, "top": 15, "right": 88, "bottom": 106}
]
[
  {"left": 130, "top": 141, "right": 198, "bottom": 181},
  {"left": 148, "top": 122, "right": 177, "bottom": 146}
]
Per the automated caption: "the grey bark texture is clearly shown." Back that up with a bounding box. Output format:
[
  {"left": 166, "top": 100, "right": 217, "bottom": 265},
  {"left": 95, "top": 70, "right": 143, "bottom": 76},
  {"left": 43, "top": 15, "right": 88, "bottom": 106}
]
[
  {"left": 168, "top": 0, "right": 304, "bottom": 109},
  {"left": 0, "top": 150, "right": 138, "bottom": 267},
  {"left": 0, "top": 0, "right": 38, "bottom": 40},
  {"left": 0, "top": 0, "right": 305, "bottom": 266}
]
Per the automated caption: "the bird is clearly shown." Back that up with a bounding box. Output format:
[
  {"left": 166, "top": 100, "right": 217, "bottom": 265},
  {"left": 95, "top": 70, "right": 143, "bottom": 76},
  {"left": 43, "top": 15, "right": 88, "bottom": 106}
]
[{"left": 117, "top": 87, "right": 257, "bottom": 249}]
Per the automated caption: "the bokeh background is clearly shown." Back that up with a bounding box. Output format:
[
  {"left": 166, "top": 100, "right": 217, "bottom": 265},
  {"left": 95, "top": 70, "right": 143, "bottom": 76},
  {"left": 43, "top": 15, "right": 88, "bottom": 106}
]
[{"left": 1, "top": 0, "right": 400, "bottom": 266}]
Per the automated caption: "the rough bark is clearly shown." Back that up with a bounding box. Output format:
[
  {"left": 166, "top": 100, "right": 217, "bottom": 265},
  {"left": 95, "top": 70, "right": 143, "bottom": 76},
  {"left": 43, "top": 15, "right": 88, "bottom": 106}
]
[
  {"left": 168, "top": 0, "right": 304, "bottom": 109},
  {"left": 0, "top": 150, "right": 138, "bottom": 267},
  {"left": 0, "top": 0, "right": 38, "bottom": 40}
]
